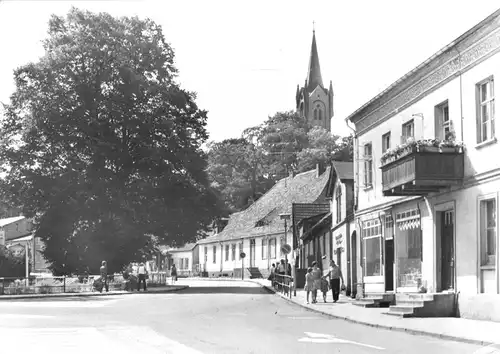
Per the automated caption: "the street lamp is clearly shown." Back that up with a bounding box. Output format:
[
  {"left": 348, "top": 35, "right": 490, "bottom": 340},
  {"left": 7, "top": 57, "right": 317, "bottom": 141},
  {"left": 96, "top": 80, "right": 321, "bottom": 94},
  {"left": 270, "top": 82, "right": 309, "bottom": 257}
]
[{"left": 279, "top": 213, "right": 294, "bottom": 295}]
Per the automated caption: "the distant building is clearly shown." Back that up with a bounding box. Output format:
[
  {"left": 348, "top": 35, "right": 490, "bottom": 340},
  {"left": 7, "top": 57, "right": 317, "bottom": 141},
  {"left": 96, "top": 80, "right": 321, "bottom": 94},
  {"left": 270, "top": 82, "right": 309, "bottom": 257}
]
[
  {"left": 1, "top": 216, "right": 51, "bottom": 274},
  {"left": 296, "top": 29, "right": 334, "bottom": 132},
  {"left": 167, "top": 243, "right": 199, "bottom": 277}
]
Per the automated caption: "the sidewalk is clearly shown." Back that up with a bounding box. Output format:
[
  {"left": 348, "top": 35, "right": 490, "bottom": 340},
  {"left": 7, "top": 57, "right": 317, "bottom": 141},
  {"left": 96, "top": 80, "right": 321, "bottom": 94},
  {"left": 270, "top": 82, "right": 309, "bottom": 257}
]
[
  {"left": 0, "top": 285, "right": 188, "bottom": 300},
  {"left": 250, "top": 278, "right": 500, "bottom": 346}
]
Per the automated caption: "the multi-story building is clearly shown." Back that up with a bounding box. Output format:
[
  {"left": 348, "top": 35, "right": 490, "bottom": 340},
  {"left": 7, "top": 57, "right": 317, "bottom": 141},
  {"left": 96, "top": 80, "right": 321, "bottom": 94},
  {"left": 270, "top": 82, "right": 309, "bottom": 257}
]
[{"left": 347, "top": 10, "right": 500, "bottom": 320}]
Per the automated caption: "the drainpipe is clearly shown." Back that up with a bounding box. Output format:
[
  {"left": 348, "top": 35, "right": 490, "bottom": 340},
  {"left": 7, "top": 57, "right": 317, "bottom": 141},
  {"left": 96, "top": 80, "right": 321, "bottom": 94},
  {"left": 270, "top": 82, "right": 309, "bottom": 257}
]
[
  {"left": 377, "top": 212, "right": 384, "bottom": 280},
  {"left": 356, "top": 217, "right": 364, "bottom": 297},
  {"left": 345, "top": 119, "right": 359, "bottom": 211},
  {"left": 454, "top": 47, "right": 464, "bottom": 142}
]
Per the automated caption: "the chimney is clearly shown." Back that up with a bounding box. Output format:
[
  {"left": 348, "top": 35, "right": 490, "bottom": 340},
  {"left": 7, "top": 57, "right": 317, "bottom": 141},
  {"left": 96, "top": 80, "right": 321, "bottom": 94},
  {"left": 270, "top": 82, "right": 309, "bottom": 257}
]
[{"left": 316, "top": 163, "right": 325, "bottom": 177}]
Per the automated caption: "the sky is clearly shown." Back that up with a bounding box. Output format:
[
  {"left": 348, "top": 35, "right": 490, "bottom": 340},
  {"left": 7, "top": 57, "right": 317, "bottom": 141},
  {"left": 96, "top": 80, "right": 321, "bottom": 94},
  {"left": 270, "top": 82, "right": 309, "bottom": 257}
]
[{"left": 1, "top": 0, "right": 500, "bottom": 143}]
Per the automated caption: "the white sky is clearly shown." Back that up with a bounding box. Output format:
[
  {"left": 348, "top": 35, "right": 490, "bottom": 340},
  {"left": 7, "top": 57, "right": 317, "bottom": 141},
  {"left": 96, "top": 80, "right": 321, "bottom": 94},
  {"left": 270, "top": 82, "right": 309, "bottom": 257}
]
[{"left": 1, "top": 1, "right": 499, "bottom": 142}]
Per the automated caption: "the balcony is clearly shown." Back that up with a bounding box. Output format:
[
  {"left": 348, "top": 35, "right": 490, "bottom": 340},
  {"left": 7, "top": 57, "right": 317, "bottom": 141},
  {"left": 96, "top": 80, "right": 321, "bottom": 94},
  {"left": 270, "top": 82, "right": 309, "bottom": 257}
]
[{"left": 380, "top": 140, "right": 464, "bottom": 197}]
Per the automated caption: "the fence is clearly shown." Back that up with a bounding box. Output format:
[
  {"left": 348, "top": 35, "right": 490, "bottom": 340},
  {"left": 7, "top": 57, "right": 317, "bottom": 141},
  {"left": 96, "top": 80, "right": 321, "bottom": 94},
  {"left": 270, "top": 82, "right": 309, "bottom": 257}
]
[
  {"left": 0, "top": 271, "right": 169, "bottom": 295},
  {"left": 272, "top": 274, "right": 294, "bottom": 299}
]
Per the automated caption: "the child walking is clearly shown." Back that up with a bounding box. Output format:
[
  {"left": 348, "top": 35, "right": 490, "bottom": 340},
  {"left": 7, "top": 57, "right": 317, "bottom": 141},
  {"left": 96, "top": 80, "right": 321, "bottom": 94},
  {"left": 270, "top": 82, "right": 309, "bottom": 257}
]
[{"left": 304, "top": 267, "right": 313, "bottom": 304}]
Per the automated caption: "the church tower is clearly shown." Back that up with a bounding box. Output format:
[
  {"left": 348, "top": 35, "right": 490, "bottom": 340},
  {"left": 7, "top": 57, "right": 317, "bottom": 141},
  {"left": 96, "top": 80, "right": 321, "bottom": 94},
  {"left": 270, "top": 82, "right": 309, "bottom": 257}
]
[{"left": 296, "top": 29, "right": 333, "bottom": 132}]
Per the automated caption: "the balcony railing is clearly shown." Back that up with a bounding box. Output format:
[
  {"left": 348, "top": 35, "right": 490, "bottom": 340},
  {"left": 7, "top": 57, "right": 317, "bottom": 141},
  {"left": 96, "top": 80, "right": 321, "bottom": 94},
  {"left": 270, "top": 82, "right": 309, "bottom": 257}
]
[{"left": 380, "top": 143, "right": 464, "bottom": 197}]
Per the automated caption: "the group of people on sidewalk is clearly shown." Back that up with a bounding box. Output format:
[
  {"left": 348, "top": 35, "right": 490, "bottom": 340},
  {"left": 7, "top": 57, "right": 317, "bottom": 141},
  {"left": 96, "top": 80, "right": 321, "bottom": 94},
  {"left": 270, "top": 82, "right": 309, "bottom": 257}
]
[
  {"left": 95, "top": 260, "right": 150, "bottom": 293},
  {"left": 304, "top": 259, "right": 344, "bottom": 304}
]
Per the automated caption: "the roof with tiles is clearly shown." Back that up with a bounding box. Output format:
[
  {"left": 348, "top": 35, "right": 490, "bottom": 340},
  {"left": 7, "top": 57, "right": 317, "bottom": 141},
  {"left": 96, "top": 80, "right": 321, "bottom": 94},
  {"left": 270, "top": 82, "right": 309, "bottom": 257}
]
[
  {"left": 332, "top": 161, "right": 354, "bottom": 180},
  {"left": 168, "top": 243, "right": 197, "bottom": 253},
  {"left": 198, "top": 167, "right": 330, "bottom": 244}
]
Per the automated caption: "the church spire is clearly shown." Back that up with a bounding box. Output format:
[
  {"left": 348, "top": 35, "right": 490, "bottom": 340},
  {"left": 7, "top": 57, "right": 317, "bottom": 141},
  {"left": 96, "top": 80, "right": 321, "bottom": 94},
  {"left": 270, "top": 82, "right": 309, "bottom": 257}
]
[{"left": 306, "top": 27, "right": 323, "bottom": 91}]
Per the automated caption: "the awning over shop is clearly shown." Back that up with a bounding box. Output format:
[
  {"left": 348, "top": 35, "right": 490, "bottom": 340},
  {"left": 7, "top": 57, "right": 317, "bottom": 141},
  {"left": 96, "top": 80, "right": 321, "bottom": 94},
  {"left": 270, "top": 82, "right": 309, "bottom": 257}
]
[{"left": 396, "top": 209, "right": 420, "bottom": 231}]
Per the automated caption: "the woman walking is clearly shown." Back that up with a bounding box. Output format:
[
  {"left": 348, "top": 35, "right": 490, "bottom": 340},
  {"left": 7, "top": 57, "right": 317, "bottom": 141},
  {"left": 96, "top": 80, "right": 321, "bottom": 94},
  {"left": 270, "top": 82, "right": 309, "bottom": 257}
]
[
  {"left": 171, "top": 264, "right": 178, "bottom": 284},
  {"left": 325, "top": 260, "right": 344, "bottom": 303},
  {"left": 310, "top": 261, "right": 322, "bottom": 304},
  {"left": 304, "top": 267, "right": 313, "bottom": 304}
]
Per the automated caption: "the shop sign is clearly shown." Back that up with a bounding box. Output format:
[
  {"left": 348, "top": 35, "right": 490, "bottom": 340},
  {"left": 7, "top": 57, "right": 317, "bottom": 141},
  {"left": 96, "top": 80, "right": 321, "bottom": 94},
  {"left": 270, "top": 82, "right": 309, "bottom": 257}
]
[{"left": 335, "top": 234, "right": 343, "bottom": 246}]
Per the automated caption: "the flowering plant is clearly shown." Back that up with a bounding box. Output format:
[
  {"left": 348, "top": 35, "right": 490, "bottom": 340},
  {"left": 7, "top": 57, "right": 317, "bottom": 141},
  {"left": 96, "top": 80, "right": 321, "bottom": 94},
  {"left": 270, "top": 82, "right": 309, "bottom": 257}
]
[{"left": 380, "top": 137, "right": 465, "bottom": 166}]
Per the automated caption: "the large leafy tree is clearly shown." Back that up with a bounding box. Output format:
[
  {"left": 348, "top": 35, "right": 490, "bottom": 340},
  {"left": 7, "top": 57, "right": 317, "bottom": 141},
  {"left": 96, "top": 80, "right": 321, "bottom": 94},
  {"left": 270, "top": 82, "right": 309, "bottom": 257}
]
[
  {"left": 206, "top": 138, "right": 272, "bottom": 212},
  {"left": 296, "top": 127, "right": 353, "bottom": 172},
  {"left": 207, "top": 111, "right": 353, "bottom": 212},
  {"left": 0, "top": 8, "right": 222, "bottom": 275},
  {"left": 249, "top": 111, "right": 310, "bottom": 181}
]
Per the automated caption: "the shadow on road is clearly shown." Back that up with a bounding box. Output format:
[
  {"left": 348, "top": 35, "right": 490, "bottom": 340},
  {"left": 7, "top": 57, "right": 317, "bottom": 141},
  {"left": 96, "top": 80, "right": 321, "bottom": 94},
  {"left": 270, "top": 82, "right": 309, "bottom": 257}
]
[
  {"left": 4, "top": 296, "right": 118, "bottom": 303},
  {"left": 174, "top": 286, "right": 272, "bottom": 295}
]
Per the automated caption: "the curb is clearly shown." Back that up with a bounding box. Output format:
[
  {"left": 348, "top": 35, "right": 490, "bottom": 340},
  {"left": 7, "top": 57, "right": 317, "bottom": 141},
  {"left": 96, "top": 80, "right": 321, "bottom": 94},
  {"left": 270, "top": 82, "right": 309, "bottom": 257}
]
[
  {"left": 0, "top": 286, "right": 189, "bottom": 300},
  {"left": 250, "top": 280, "right": 495, "bottom": 347}
]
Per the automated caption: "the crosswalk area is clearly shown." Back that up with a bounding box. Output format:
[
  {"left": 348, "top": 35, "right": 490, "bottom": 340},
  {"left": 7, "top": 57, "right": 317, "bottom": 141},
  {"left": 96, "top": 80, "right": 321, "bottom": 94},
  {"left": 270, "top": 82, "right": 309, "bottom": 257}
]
[{"left": 0, "top": 325, "right": 204, "bottom": 354}]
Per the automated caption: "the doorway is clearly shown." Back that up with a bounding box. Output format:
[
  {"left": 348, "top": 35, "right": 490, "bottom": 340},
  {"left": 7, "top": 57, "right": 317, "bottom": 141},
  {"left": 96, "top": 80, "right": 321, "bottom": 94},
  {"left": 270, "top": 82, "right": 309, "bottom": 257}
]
[
  {"left": 249, "top": 239, "right": 256, "bottom": 267},
  {"left": 441, "top": 211, "right": 455, "bottom": 291},
  {"left": 385, "top": 239, "right": 394, "bottom": 291}
]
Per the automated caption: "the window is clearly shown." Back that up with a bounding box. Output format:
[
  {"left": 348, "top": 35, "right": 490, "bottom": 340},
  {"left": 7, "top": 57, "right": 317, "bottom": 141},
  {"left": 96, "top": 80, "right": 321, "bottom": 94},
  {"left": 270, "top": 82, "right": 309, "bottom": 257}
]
[
  {"left": 313, "top": 103, "right": 323, "bottom": 120},
  {"left": 231, "top": 244, "right": 236, "bottom": 261},
  {"left": 335, "top": 187, "right": 342, "bottom": 224},
  {"left": 180, "top": 258, "right": 184, "bottom": 270},
  {"left": 225, "top": 244, "right": 229, "bottom": 261},
  {"left": 185, "top": 258, "right": 189, "bottom": 270},
  {"left": 212, "top": 246, "right": 216, "bottom": 263},
  {"left": 434, "top": 101, "right": 454, "bottom": 141},
  {"left": 382, "top": 132, "right": 391, "bottom": 153},
  {"left": 363, "top": 143, "right": 373, "bottom": 188},
  {"left": 262, "top": 238, "right": 268, "bottom": 259},
  {"left": 384, "top": 214, "right": 394, "bottom": 240},
  {"left": 362, "top": 219, "right": 382, "bottom": 277},
  {"left": 477, "top": 77, "right": 495, "bottom": 143},
  {"left": 401, "top": 120, "right": 414, "bottom": 144},
  {"left": 204, "top": 247, "right": 208, "bottom": 263},
  {"left": 480, "top": 198, "right": 497, "bottom": 266},
  {"left": 238, "top": 242, "right": 243, "bottom": 259},
  {"left": 269, "top": 238, "right": 276, "bottom": 259}
]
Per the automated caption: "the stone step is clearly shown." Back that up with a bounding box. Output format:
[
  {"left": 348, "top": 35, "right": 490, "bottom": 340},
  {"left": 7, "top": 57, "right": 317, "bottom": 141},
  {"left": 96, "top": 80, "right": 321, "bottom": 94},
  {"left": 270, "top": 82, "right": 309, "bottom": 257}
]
[
  {"left": 396, "top": 293, "right": 434, "bottom": 301},
  {"left": 395, "top": 299, "right": 426, "bottom": 307},
  {"left": 388, "top": 304, "right": 422, "bottom": 315},
  {"left": 352, "top": 299, "right": 376, "bottom": 308}
]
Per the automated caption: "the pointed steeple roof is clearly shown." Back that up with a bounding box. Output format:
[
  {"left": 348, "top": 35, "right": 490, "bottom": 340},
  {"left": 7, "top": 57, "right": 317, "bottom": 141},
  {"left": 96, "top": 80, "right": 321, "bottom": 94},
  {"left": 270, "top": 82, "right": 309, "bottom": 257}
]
[{"left": 306, "top": 30, "right": 323, "bottom": 91}]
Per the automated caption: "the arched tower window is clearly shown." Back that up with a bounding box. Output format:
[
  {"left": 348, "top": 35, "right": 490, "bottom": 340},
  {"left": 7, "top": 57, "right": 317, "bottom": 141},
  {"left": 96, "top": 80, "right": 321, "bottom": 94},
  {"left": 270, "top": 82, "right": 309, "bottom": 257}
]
[{"left": 313, "top": 103, "right": 323, "bottom": 120}]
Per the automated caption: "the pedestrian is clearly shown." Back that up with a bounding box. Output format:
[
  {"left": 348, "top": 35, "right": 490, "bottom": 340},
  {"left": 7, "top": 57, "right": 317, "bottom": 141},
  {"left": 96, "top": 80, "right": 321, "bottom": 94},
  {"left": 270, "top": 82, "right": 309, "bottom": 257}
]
[
  {"left": 311, "top": 261, "right": 322, "bottom": 304},
  {"left": 137, "top": 262, "right": 148, "bottom": 291},
  {"left": 268, "top": 263, "right": 276, "bottom": 287},
  {"left": 325, "top": 260, "right": 344, "bottom": 303},
  {"left": 304, "top": 267, "right": 313, "bottom": 304},
  {"left": 320, "top": 277, "right": 329, "bottom": 303},
  {"left": 171, "top": 264, "right": 178, "bottom": 284},
  {"left": 99, "top": 260, "right": 109, "bottom": 293}
]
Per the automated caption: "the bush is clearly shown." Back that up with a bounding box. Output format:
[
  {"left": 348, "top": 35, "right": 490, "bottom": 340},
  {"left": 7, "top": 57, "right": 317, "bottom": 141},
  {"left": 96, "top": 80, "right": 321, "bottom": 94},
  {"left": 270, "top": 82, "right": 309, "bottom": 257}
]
[{"left": 0, "top": 246, "right": 28, "bottom": 277}]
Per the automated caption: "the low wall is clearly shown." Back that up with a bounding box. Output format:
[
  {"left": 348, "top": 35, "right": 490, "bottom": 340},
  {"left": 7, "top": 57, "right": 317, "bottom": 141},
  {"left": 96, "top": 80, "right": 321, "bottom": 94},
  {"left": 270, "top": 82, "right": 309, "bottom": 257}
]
[{"left": 457, "top": 293, "right": 500, "bottom": 322}]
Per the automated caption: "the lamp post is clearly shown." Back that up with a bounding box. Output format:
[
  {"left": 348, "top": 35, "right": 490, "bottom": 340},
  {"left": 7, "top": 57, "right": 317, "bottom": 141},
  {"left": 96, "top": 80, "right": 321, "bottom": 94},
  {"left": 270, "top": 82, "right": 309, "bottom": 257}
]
[{"left": 279, "top": 213, "right": 293, "bottom": 295}]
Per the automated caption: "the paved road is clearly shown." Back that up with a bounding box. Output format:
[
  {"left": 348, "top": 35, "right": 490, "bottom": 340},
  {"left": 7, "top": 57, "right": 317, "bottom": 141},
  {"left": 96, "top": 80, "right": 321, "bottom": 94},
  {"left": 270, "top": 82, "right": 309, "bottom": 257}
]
[{"left": 0, "top": 280, "right": 489, "bottom": 353}]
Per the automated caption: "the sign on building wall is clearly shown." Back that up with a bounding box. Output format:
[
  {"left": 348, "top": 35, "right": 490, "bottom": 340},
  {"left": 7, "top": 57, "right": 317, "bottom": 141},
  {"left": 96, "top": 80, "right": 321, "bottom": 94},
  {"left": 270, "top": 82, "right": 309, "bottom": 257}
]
[{"left": 335, "top": 234, "right": 343, "bottom": 247}]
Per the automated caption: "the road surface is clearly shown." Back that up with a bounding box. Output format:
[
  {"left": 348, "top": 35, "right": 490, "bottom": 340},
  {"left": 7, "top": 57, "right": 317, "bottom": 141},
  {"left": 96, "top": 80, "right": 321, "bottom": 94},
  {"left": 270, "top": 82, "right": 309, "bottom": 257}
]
[{"left": 0, "top": 280, "right": 488, "bottom": 353}]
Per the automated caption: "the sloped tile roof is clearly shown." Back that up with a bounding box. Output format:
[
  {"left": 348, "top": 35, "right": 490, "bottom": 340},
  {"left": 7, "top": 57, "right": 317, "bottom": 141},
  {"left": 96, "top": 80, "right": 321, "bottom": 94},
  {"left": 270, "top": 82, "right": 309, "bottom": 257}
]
[
  {"left": 332, "top": 161, "right": 354, "bottom": 180},
  {"left": 168, "top": 243, "right": 197, "bottom": 252},
  {"left": 199, "top": 167, "right": 330, "bottom": 244}
]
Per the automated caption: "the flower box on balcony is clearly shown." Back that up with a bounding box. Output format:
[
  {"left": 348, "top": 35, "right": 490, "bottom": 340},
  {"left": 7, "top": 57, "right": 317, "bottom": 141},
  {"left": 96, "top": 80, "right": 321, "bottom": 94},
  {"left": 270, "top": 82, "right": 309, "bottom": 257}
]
[{"left": 380, "top": 139, "right": 465, "bottom": 197}]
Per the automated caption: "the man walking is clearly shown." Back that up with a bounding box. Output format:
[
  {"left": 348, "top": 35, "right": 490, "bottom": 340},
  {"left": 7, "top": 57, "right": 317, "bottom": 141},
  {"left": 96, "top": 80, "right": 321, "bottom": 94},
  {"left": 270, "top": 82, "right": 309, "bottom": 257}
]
[
  {"left": 99, "top": 260, "right": 109, "bottom": 293},
  {"left": 137, "top": 262, "right": 148, "bottom": 291}
]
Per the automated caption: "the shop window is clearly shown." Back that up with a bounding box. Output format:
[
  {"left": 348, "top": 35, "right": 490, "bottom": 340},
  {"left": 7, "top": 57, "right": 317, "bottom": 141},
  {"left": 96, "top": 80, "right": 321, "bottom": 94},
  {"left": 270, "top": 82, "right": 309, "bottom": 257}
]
[
  {"left": 395, "top": 209, "right": 422, "bottom": 288},
  {"left": 362, "top": 219, "right": 382, "bottom": 276}
]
